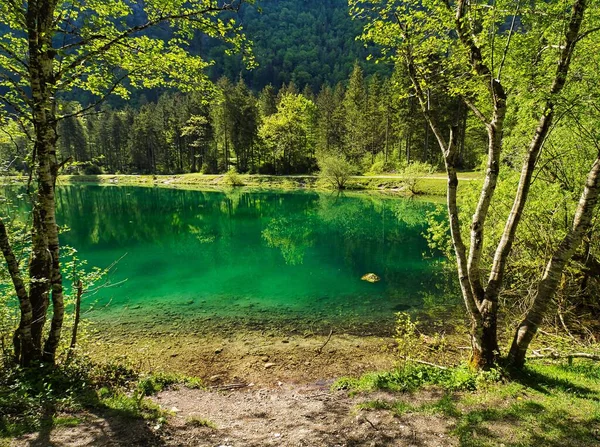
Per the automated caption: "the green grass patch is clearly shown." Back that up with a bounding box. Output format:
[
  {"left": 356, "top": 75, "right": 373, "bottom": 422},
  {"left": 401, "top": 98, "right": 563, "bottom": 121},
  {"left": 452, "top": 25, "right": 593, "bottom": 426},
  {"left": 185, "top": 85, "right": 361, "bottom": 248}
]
[
  {"left": 339, "top": 360, "right": 600, "bottom": 447},
  {"left": 55, "top": 172, "right": 480, "bottom": 196},
  {"left": 356, "top": 399, "right": 413, "bottom": 416},
  {"left": 52, "top": 415, "right": 83, "bottom": 427},
  {"left": 414, "top": 178, "right": 447, "bottom": 195},
  {"left": 185, "top": 415, "right": 217, "bottom": 428},
  {"left": 333, "top": 363, "right": 502, "bottom": 393}
]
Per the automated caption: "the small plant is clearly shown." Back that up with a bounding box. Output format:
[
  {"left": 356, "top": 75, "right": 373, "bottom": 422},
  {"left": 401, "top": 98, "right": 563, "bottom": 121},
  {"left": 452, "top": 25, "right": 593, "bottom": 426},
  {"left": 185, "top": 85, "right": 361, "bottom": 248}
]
[
  {"left": 223, "top": 167, "right": 244, "bottom": 186},
  {"left": 317, "top": 154, "right": 355, "bottom": 189},
  {"left": 394, "top": 312, "right": 421, "bottom": 360},
  {"left": 400, "top": 161, "right": 436, "bottom": 194},
  {"left": 333, "top": 363, "right": 501, "bottom": 394},
  {"left": 185, "top": 415, "right": 217, "bottom": 428}
]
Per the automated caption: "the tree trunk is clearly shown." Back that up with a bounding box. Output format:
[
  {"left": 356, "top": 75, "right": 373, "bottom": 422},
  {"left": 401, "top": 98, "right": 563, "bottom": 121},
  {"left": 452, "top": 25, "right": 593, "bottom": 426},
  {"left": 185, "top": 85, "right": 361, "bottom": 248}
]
[
  {"left": 507, "top": 154, "right": 600, "bottom": 368},
  {"left": 0, "top": 218, "right": 34, "bottom": 365},
  {"left": 24, "top": 0, "right": 65, "bottom": 365},
  {"left": 470, "top": 299, "right": 500, "bottom": 369}
]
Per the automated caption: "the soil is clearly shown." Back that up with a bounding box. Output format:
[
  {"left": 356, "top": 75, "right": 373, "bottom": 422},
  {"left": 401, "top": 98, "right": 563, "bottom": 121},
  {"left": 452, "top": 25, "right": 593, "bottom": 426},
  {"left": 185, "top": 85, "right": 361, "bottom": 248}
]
[
  {"left": 13, "top": 386, "right": 456, "bottom": 447},
  {"left": 11, "top": 328, "right": 469, "bottom": 446}
]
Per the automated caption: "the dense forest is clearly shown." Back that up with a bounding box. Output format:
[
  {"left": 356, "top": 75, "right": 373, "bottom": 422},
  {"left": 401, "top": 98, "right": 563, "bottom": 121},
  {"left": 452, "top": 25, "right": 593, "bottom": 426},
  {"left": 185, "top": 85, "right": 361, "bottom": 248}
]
[
  {"left": 2, "top": 64, "right": 477, "bottom": 176},
  {"left": 0, "top": 0, "right": 475, "bottom": 177}
]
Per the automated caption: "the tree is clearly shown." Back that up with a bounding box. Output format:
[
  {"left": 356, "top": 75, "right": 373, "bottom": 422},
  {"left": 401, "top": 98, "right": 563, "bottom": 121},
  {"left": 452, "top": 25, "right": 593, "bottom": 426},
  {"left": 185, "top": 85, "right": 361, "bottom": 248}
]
[
  {"left": 343, "top": 63, "right": 369, "bottom": 164},
  {"left": 258, "top": 93, "right": 317, "bottom": 174},
  {"left": 353, "top": 0, "right": 600, "bottom": 369},
  {"left": 0, "top": 0, "right": 252, "bottom": 366},
  {"left": 316, "top": 84, "right": 347, "bottom": 159},
  {"left": 317, "top": 154, "right": 354, "bottom": 190}
]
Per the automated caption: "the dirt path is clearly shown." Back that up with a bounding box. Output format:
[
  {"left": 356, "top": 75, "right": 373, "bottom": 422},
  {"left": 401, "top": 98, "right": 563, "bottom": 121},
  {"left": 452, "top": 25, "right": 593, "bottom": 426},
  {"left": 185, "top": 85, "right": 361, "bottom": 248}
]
[
  {"left": 11, "top": 331, "right": 465, "bottom": 446},
  {"left": 154, "top": 385, "right": 456, "bottom": 447},
  {"left": 14, "top": 385, "right": 456, "bottom": 447}
]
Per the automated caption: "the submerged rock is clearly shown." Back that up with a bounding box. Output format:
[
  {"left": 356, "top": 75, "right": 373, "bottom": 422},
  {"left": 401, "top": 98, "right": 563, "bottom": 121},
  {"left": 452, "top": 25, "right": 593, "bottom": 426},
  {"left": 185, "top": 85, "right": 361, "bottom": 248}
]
[{"left": 361, "top": 273, "right": 381, "bottom": 283}]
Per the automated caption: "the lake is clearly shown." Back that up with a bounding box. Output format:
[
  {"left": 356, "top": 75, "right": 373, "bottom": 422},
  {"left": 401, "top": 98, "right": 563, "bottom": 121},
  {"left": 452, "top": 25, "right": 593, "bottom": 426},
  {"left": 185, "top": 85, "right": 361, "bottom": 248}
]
[{"left": 28, "top": 186, "right": 457, "bottom": 335}]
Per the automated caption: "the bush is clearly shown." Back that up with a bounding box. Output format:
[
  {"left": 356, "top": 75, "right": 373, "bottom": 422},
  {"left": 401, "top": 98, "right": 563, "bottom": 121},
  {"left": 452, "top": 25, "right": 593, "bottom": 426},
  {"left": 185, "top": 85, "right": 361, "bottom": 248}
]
[
  {"left": 364, "top": 152, "right": 406, "bottom": 175},
  {"left": 223, "top": 168, "right": 244, "bottom": 187},
  {"left": 317, "top": 155, "right": 355, "bottom": 190},
  {"left": 401, "top": 161, "right": 437, "bottom": 193},
  {"left": 83, "top": 163, "right": 103, "bottom": 175},
  {"left": 368, "top": 161, "right": 385, "bottom": 175}
]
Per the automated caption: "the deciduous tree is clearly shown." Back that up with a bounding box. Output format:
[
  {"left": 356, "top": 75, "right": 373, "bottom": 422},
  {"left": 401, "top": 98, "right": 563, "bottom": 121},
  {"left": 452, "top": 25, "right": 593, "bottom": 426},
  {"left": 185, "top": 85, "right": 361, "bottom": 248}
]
[{"left": 0, "top": 0, "right": 252, "bottom": 366}]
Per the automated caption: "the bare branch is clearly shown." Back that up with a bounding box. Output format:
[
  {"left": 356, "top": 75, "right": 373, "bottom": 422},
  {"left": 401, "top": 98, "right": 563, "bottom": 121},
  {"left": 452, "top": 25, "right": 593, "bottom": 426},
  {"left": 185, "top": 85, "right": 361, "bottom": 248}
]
[{"left": 497, "top": 0, "right": 522, "bottom": 81}]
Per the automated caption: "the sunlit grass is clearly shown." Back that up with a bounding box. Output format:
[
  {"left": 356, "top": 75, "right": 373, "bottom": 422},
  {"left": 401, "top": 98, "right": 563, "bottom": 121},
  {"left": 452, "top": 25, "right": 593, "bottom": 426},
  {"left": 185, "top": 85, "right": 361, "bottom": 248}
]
[{"left": 339, "top": 360, "right": 600, "bottom": 447}]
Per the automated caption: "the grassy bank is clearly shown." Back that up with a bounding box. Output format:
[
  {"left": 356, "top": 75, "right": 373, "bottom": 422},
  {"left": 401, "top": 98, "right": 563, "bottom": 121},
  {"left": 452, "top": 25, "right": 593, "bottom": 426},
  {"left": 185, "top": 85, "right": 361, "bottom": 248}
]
[
  {"left": 335, "top": 359, "right": 600, "bottom": 446},
  {"left": 55, "top": 172, "right": 481, "bottom": 196}
]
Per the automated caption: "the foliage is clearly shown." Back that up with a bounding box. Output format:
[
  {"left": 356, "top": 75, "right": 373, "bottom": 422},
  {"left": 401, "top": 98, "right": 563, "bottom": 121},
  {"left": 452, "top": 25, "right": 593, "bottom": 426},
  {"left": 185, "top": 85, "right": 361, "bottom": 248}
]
[
  {"left": 333, "top": 363, "right": 501, "bottom": 393},
  {"left": 400, "top": 162, "right": 437, "bottom": 194},
  {"left": 317, "top": 155, "right": 355, "bottom": 190},
  {"left": 223, "top": 168, "right": 245, "bottom": 187},
  {"left": 0, "top": 0, "right": 257, "bottom": 365},
  {"left": 0, "top": 357, "right": 203, "bottom": 439},
  {"left": 0, "top": 70, "right": 470, "bottom": 177},
  {"left": 394, "top": 312, "right": 421, "bottom": 359},
  {"left": 351, "top": 0, "right": 600, "bottom": 368},
  {"left": 258, "top": 93, "right": 317, "bottom": 174}
]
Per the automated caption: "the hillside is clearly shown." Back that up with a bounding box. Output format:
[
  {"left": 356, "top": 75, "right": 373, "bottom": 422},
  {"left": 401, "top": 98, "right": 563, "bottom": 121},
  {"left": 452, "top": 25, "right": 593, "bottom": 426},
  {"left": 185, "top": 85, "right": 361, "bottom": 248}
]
[{"left": 203, "top": 0, "right": 389, "bottom": 90}]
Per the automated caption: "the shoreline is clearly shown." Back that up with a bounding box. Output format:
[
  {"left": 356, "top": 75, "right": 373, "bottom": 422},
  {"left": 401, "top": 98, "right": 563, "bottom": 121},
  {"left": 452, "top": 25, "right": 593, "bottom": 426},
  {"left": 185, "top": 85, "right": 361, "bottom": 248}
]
[
  {"left": 0, "top": 172, "right": 481, "bottom": 196},
  {"left": 83, "top": 304, "right": 465, "bottom": 386}
]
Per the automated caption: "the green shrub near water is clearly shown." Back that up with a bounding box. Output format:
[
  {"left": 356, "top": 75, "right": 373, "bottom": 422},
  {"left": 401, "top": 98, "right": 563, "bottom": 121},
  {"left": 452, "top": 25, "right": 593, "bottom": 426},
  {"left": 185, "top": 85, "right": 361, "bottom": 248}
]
[
  {"left": 223, "top": 168, "right": 245, "bottom": 186},
  {"left": 0, "top": 357, "right": 203, "bottom": 439},
  {"left": 317, "top": 155, "right": 355, "bottom": 189},
  {"left": 333, "top": 363, "right": 502, "bottom": 393}
]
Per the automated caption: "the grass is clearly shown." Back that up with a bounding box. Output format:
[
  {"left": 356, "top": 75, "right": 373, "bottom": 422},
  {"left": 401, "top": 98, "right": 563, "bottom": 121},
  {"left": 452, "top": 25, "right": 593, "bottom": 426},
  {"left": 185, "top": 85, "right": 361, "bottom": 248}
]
[
  {"left": 333, "top": 363, "right": 502, "bottom": 394},
  {"left": 54, "top": 171, "right": 483, "bottom": 196},
  {"left": 340, "top": 360, "right": 600, "bottom": 447},
  {"left": 0, "top": 358, "right": 204, "bottom": 440},
  {"left": 185, "top": 415, "right": 217, "bottom": 428}
]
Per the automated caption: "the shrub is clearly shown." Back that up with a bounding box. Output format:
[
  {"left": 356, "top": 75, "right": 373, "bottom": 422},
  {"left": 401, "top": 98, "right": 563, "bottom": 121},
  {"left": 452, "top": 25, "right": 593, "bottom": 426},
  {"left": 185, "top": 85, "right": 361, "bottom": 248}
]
[
  {"left": 83, "top": 163, "right": 103, "bottom": 175},
  {"left": 223, "top": 168, "right": 244, "bottom": 187},
  {"left": 400, "top": 162, "right": 437, "bottom": 193},
  {"left": 317, "top": 155, "right": 355, "bottom": 190}
]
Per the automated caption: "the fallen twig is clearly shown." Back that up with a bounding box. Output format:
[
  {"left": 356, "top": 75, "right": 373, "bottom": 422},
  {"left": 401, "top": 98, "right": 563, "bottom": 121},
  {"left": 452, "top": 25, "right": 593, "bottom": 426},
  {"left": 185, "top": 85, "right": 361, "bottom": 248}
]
[
  {"left": 315, "top": 329, "right": 333, "bottom": 356},
  {"left": 210, "top": 383, "right": 248, "bottom": 391},
  {"left": 399, "top": 356, "right": 448, "bottom": 370},
  {"left": 527, "top": 352, "right": 600, "bottom": 361},
  {"left": 363, "top": 416, "right": 378, "bottom": 430}
]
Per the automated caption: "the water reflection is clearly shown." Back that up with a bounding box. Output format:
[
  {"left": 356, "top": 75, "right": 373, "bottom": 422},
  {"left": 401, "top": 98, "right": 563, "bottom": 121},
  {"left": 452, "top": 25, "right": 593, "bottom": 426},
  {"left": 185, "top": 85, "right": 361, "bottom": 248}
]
[{"left": 5, "top": 185, "right": 457, "bottom": 326}]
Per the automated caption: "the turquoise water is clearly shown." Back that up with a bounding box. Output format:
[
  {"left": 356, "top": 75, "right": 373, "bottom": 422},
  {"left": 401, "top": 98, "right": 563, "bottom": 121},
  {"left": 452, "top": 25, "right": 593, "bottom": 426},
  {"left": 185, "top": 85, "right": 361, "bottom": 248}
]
[{"left": 49, "top": 186, "right": 452, "bottom": 333}]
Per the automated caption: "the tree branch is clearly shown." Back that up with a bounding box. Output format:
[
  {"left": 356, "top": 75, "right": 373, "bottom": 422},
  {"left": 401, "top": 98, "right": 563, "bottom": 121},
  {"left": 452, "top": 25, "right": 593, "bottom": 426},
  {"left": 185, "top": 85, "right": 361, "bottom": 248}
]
[
  {"left": 57, "top": 69, "right": 137, "bottom": 121},
  {"left": 497, "top": 0, "right": 521, "bottom": 81},
  {"left": 55, "top": 3, "right": 243, "bottom": 81},
  {"left": 487, "top": 0, "right": 587, "bottom": 301}
]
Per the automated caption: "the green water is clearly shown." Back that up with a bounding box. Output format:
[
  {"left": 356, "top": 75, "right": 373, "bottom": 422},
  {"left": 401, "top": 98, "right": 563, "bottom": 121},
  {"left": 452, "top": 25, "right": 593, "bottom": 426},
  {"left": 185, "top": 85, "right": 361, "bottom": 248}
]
[{"left": 49, "top": 186, "right": 454, "bottom": 333}]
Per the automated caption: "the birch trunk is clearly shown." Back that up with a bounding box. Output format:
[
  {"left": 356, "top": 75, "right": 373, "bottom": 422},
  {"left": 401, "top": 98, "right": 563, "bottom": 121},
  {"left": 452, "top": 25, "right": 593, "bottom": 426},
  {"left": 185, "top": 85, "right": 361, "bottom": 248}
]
[
  {"left": 0, "top": 219, "right": 34, "bottom": 364},
  {"left": 507, "top": 155, "right": 600, "bottom": 367},
  {"left": 24, "top": 0, "right": 64, "bottom": 364}
]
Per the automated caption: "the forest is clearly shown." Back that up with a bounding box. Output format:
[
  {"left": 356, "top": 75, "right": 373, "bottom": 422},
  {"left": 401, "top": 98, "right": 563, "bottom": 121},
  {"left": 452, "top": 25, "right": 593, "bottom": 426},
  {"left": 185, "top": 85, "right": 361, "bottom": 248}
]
[
  {"left": 1, "top": 0, "right": 600, "bottom": 445},
  {"left": 2, "top": 64, "right": 474, "bottom": 177}
]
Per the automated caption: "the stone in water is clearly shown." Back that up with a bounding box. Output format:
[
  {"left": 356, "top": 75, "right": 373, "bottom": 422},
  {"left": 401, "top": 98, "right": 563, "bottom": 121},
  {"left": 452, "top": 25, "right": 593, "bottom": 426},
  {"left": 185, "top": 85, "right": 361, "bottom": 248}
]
[{"left": 361, "top": 273, "right": 380, "bottom": 283}]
